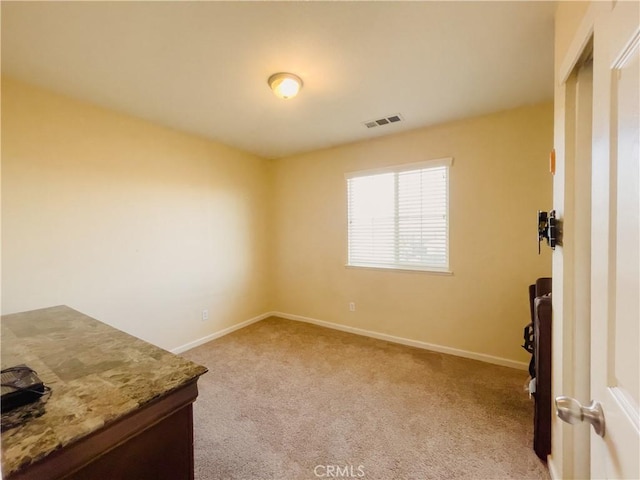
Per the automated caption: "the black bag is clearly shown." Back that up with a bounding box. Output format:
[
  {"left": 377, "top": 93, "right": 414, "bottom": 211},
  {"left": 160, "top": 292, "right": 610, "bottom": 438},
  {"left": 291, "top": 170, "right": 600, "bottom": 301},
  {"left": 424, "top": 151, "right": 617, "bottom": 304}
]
[{"left": 522, "top": 323, "right": 535, "bottom": 379}]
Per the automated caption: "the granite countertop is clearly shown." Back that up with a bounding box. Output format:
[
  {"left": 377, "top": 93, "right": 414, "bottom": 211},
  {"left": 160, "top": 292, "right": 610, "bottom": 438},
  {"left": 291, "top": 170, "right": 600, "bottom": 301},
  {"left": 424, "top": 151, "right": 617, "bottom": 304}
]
[{"left": 0, "top": 305, "right": 207, "bottom": 476}]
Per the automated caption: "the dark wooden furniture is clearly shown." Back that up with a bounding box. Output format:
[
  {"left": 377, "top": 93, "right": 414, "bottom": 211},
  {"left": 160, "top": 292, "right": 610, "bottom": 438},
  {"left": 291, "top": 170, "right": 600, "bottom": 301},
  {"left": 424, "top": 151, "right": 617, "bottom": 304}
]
[
  {"left": 529, "top": 278, "right": 552, "bottom": 461},
  {"left": 9, "top": 381, "right": 199, "bottom": 480},
  {"left": 1, "top": 306, "right": 207, "bottom": 480}
]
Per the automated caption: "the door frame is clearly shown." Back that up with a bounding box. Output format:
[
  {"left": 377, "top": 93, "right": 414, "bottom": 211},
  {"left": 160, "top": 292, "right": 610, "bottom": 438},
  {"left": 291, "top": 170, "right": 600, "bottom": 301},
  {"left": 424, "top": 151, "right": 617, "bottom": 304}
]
[{"left": 550, "top": 2, "right": 607, "bottom": 479}]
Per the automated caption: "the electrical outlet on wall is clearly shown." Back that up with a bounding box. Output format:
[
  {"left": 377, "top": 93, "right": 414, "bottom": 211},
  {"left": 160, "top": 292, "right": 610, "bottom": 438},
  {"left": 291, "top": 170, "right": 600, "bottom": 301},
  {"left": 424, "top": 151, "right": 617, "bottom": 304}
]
[
  {"left": 349, "top": 302, "right": 356, "bottom": 312},
  {"left": 201, "top": 309, "right": 209, "bottom": 321}
]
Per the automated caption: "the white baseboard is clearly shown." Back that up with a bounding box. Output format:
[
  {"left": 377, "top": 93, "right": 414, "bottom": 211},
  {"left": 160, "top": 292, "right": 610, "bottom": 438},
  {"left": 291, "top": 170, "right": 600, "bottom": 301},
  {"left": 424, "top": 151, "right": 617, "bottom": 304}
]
[
  {"left": 170, "top": 312, "right": 272, "bottom": 354},
  {"left": 272, "top": 311, "right": 529, "bottom": 371},
  {"left": 171, "top": 310, "right": 528, "bottom": 370},
  {"left": 547, "top": 456, "right": 559, "bottom": 480}
]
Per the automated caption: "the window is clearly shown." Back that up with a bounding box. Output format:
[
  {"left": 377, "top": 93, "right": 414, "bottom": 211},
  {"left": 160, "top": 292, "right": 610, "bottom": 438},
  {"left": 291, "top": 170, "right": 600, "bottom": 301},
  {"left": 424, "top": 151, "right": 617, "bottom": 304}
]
[{"left": 346, "top": 158, "right": 451, "bottom": 272}]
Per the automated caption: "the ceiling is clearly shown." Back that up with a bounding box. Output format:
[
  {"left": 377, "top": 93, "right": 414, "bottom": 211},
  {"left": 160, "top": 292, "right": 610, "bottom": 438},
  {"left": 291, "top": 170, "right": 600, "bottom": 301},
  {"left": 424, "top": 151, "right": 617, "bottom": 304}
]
[{"left": 1, "top": 1, "right": 556, "bottom": 159}]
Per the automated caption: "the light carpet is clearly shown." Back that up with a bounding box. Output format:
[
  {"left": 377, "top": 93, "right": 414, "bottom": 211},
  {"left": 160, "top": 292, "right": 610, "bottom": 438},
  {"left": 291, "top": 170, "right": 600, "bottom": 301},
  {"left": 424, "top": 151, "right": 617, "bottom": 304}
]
[{"left": 181, "top": 317, "right": 549, "bottom": 480}]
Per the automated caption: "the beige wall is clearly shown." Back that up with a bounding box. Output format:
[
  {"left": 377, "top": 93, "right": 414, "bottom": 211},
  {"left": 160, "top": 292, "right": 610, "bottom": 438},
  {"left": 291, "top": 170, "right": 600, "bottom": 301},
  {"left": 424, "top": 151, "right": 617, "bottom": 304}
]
[
  {"left": 1, "top": 77, "right": 272, "bottom": 351},
  {"left": 272, "top": 103, "right": 553, "bottom": 364},
  {"left": 2, "top": 76, "right": 553, "bottom": 365}
]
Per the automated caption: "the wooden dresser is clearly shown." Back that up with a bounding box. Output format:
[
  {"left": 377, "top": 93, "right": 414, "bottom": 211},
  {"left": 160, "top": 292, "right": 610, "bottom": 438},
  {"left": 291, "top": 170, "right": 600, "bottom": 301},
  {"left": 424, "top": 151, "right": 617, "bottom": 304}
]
[{"left": 1, "top": 306, "right": 207, "bottom": 479}]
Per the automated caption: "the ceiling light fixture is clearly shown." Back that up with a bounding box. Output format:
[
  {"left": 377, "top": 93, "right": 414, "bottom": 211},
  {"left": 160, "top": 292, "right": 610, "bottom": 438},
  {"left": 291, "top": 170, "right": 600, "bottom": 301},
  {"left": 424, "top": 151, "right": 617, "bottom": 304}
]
[{"left": 268, "top": 72, "right": 303, "bottom": 100}]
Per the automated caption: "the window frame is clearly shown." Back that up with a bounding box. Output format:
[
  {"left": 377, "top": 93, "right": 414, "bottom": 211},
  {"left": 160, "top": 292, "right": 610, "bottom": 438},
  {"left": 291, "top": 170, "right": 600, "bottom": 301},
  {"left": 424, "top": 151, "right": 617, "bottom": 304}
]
[{"left": 345, "top": 157, "right": 453, "bottom": 274}]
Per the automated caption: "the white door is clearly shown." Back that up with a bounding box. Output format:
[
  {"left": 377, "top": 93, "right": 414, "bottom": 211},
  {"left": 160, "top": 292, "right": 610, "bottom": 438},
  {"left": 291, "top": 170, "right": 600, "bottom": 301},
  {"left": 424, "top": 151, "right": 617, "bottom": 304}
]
[
  {"left": 556, "top": 1, "right": 640, "bottom": 478},
  {"left": 591, "top": 1, "right": 640, "bottom": 477}
]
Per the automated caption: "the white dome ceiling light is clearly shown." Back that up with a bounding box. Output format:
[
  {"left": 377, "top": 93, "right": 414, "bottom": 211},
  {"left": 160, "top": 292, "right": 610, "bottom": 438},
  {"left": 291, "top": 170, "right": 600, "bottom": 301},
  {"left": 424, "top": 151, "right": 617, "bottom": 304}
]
[{"left": 268, "top": 72, "right": 303, "bottom": 100}]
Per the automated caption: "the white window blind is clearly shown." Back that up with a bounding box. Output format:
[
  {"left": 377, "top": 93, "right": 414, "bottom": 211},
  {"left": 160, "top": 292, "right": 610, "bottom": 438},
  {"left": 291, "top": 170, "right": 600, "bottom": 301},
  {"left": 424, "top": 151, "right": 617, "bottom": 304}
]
[{"left": 347, "top": 158, "right": 451, "bottom": 272}]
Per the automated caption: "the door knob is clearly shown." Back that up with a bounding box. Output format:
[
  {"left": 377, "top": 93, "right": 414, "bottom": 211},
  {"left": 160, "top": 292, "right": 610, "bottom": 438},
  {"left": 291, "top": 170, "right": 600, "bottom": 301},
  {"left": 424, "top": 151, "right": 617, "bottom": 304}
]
[{"left": 555, "top": 396, "right": 605, "bottom": 437}]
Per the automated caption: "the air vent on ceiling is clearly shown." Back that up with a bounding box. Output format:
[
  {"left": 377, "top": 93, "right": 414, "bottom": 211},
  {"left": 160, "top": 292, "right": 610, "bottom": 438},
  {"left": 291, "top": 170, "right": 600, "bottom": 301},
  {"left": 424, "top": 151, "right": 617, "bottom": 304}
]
[{"left": 363, "top": 113, "right": 403, "bottom": 129}]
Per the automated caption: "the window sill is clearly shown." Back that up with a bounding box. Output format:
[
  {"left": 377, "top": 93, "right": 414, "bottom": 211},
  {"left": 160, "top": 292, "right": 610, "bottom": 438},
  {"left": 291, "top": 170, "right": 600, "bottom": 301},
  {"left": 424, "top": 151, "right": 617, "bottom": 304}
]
[{"left": 345, "top": 264, "right": 453, "bottom": 275}]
